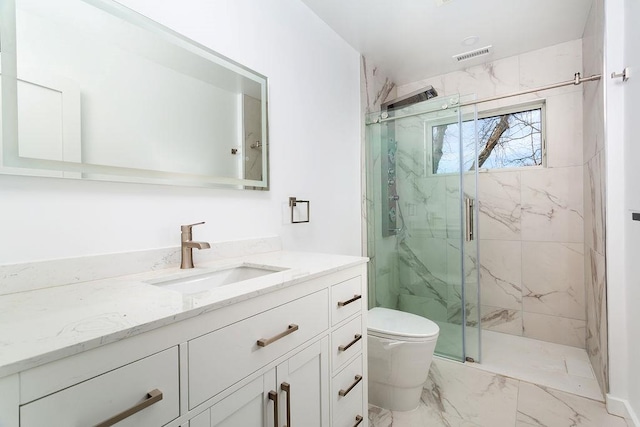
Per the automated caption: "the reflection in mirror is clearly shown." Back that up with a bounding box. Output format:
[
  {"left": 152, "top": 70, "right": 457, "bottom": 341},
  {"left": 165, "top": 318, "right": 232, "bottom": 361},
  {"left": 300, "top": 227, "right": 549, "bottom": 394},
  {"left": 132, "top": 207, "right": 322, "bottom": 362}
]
[{"left": 0, "top": 0, "right": 268, "bottom": 189}]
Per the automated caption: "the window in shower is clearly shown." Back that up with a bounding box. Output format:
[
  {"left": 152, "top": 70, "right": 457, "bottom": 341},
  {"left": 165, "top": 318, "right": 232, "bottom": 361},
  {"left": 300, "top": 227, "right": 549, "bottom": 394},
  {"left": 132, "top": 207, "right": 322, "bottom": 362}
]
[{"left": 430, "top": 103, "right": 545, "bottom": 174}]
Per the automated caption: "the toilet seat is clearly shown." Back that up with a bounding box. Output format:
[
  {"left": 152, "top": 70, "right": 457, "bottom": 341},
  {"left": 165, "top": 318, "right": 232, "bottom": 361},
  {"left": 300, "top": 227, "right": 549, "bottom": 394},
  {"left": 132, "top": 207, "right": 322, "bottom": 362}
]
[{"left": 368, "top": 307, "right": 439, "bottom": 342}]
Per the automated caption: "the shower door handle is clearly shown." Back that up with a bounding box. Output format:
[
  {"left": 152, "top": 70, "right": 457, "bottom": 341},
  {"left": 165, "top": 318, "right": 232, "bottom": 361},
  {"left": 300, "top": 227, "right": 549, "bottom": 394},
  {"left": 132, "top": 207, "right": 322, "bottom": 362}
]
[{"left": 465, "top": 197, "right": 474, "bottom": 242}]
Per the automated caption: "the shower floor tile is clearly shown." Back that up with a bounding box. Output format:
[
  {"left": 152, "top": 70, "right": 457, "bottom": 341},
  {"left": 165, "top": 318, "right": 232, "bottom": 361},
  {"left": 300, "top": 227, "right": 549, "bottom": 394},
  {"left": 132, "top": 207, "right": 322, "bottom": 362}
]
[{"left": 471, "top": 330, "right": 603, "bottom": 401}]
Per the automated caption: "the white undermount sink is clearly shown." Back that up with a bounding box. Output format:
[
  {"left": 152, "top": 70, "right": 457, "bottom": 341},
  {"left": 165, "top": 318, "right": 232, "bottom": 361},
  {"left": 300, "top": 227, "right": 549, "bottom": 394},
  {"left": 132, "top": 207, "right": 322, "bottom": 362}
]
[{"left": 148, "top": 264, "right": 287, "bottom": 295}]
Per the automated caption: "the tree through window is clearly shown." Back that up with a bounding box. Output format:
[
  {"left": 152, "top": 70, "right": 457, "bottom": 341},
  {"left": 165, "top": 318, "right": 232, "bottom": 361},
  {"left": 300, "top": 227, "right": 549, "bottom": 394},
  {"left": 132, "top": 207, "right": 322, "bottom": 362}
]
[{"left": 432, "top": 106, "right": 543, "bottom": 174}]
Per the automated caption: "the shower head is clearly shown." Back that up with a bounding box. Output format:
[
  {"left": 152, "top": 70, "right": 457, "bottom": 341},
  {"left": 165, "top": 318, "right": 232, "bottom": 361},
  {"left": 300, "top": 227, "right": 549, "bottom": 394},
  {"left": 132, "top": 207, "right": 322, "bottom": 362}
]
[{"left": 381, "top": 85, "right": 438, "bottom": 111}]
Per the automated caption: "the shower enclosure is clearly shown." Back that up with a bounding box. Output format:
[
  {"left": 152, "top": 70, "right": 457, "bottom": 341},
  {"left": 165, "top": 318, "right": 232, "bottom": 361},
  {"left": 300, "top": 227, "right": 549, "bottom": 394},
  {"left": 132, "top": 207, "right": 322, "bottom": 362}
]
[{"left": 365, "top": 93, "right": 481, "bottom": 362}]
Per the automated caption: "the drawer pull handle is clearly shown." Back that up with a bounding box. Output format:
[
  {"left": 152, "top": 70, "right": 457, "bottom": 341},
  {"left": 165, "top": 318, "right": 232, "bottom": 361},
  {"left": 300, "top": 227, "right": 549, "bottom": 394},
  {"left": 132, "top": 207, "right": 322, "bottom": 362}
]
[
  {"left": 257, "top": 324, "right": 299, "bottom": 347},
  {"left": 338, "top": 294, "right": 362, "bottom": 307},
  {"left": 268, "top": 390, "right": 279, "bottom": 427},
  {"left": 281, "top": 382, "right": 291, "bottom": 427},
  {"left": 339, "top": 334, "right": 362, "bottom": 352},
  {"left": 94, "top": 388, "right": 163, "bottom": 427},
  {"left": 354, "top": 415, "right": 364, "bottom": 426},
  {"left": 338, "top": 375, "right": 363, "bottom": 397}
]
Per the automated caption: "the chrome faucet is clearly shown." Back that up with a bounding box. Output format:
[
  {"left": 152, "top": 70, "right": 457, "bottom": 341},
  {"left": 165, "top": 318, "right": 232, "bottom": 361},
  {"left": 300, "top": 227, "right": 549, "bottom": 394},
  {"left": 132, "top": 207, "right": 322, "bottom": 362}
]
[{"left": 180, "top": 222, "right": 211, "bottom": 269}]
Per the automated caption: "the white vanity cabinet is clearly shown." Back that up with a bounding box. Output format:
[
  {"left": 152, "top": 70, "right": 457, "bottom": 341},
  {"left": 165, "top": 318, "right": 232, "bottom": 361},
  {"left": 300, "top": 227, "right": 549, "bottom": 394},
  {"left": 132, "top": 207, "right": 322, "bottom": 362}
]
[
  {"left": 188, "top": 289, "right": 329, "bottom": 409},
  {"left": 186, "top": 266, "right": 367, "bottom": 427},
  {"left": 0, "top": 262, "right": 367, "bottom": 427},
  {"left": 191, "top": 337, "right": 330, "bottom": 427}
]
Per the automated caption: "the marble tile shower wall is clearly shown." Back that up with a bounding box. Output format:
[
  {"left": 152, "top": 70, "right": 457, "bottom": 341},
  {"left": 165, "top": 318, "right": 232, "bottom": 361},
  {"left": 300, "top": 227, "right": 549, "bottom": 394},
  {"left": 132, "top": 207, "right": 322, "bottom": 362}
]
[
  {"left": 361, "top": 56, "right": 398, "bottom": 308},
  {"left": 582, "top": 0, "right": 608, "bottom": 393},
  {"left": 395, "top": 39, "right": 587, "bottom": 348}
]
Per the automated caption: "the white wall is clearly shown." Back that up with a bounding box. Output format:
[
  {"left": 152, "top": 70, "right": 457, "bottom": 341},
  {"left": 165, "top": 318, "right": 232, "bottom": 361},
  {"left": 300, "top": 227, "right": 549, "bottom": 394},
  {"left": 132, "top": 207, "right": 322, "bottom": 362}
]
[
  {"left": 624, "top": 0, "right": 640, "bottom": 419},
  {"left": 623, "top": 1, "right": 640, "bottom": 419},
  {"left": 606, "top": 0, "right": 640, "bottom": 423},
  {"left": 0, "top": 0, "right": 362, "bottom": 265}
]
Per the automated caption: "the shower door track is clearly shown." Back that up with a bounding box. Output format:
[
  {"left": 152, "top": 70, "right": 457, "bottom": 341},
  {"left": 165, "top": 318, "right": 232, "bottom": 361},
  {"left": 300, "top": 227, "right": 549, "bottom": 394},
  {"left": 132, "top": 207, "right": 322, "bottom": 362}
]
[{"left": 372, "top": 72, "right": 601, "bottom": 124}]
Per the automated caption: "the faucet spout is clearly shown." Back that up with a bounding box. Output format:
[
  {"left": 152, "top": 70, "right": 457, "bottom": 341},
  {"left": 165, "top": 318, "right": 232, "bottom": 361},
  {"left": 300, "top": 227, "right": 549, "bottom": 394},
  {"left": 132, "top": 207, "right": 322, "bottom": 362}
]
[
  {"left": 180, "top": 222, "right": 210, "bottom": 269},
  {"left": 184, "top": 241, "right": 211, "bottom": 250}
]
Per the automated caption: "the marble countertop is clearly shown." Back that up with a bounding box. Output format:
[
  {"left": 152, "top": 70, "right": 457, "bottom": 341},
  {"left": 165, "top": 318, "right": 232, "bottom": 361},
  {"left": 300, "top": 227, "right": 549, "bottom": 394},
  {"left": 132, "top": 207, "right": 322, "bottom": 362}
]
[{"left": 0, "top": 250, "right": 367, "bottom": 378}]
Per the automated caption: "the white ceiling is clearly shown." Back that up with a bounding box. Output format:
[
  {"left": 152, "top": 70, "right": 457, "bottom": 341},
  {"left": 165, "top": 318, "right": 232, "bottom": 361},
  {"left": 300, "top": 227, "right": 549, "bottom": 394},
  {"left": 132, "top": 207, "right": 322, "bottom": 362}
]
[{"left": 300, "top": 0, "right": 593, "bottom": 85}]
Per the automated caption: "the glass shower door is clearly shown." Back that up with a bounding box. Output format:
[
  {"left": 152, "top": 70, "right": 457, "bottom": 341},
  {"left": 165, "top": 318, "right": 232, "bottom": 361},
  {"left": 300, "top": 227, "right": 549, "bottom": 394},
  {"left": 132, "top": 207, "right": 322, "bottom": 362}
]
[{"left": 365, "top": 94, "right": 480, "bottom": 362}]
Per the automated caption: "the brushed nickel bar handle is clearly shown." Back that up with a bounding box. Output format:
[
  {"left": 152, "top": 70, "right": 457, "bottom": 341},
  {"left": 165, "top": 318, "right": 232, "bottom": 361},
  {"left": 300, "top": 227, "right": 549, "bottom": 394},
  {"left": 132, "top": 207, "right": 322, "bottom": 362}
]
[
  {"left": 465, "top": 197, "right": 474, "bottom": 242},
  {"left": 338, "top": 375, "right": 363, "bottom": 397},
  {"left": 338, "top": 334, "right": 362, "bottom": 352},
  {"left": 257, "top": 324, "right": 299, "bottom": 347},
  {"left": 94, "top": 389, "right": 163, "bottom": 427},
  {"left": 268, "top": 390, "right": 279, "bottom": 427},
  {"left": 338, "top": 294, "right": 362, "bottom": 307},
  {"left": 354, "top": 415, "right": 364, "bottom": 426},
  {"left": 281, "top": 382, "right": 291, "bottom": 427}
]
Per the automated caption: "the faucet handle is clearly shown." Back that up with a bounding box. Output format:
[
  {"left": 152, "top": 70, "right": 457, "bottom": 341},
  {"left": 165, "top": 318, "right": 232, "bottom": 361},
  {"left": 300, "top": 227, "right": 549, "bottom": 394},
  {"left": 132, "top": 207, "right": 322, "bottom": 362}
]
[{"left": 181, "top": 221, "right": 205, "bottom": 233}]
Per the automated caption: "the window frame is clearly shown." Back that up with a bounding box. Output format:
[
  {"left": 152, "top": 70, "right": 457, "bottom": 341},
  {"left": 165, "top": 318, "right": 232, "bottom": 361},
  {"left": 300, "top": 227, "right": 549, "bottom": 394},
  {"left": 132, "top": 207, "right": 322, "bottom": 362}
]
[{"left": 425, "top": 100, "right": 547, "bottom": 176}]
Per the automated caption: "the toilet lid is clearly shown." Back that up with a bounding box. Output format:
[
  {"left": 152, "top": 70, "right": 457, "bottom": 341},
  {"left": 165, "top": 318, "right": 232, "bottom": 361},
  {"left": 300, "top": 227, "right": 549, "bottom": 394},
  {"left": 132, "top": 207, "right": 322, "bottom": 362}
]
[{"left": 368, "top": 307, "right": 439, "bottom": 339}]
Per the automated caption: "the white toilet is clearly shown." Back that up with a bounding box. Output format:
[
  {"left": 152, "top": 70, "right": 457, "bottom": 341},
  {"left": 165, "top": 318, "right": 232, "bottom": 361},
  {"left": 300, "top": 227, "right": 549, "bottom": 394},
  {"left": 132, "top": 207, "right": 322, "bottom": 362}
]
[{"left": 367, "top": 307, "right": 440, "bottom": 411}]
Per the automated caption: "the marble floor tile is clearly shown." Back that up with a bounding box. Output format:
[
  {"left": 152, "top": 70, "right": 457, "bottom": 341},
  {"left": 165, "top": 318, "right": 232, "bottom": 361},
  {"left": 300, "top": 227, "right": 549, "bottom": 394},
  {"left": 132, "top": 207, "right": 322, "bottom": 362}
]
[
  {"left": 369, "top": 403, "right": 484, "bottom": 427},
  {"left": 368, "top": 404, "right": 393, "bottom": 427},
  {"left": 516, "top": 382, "right": 627, "bottom": 427},
  {"left": 565, "top": 357, "right": 597, "bottom": 379},
  {"left": 422, "top": 358, "right": 520, "bottom": 427},
  {"left": 472, "top": 331, "right": 603, "bottom": 401},
  {"left": 368, "top": 349, "right": 626, "bottom": 427}
]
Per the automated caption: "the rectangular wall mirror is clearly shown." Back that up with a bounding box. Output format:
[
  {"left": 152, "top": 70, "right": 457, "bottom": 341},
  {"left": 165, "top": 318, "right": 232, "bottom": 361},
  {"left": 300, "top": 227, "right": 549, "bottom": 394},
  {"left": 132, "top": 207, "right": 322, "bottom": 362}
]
[{"left": 0, "top": 0, "right": 269, "bottom": 189}]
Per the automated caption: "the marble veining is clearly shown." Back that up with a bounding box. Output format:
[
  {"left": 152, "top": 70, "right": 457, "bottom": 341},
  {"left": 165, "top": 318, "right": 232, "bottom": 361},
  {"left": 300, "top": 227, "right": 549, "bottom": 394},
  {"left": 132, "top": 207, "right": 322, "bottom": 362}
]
[
  {"left": 477, "top": 171, "right": 522, "bottom": 240},
  {"left": 516, "top": 382, "right": 625, "bottom": 427},
  {"left": 0, "top": 248, "right": 367, "bottom": 378},
  {"left": 479, "top": 240, "right": 522, "bottom": 310},
  {"left": 521, "top": 167, "right": 584, "bottom": 244},
  {"left": 398, "top": 241, "right": 448, "bottom": 307},
  {"left": 362, "top": 56, "right": 396, "bottom": 116},
  {"left": 368, "top": 355, "right": 626, "bottom": 427},
  {"left": 481, "top": 308, "right": 521, "bottom": 330}
]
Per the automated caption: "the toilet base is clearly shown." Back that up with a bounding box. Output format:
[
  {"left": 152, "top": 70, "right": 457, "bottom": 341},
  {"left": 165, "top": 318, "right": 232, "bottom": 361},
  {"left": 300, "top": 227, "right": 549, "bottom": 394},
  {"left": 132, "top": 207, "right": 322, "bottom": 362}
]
[{"left": 368, "top": 380, "right": 423, "bottom": 412}]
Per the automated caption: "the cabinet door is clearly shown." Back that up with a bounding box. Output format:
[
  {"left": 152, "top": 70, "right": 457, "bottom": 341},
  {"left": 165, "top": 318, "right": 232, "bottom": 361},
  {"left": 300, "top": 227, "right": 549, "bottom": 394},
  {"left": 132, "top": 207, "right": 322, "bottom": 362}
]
[
  {"left": 208, "top": 369, "right": 277, "bottom": 427},
  {"left": 276, "top": 337, "right": 330, "bottom": 427}
]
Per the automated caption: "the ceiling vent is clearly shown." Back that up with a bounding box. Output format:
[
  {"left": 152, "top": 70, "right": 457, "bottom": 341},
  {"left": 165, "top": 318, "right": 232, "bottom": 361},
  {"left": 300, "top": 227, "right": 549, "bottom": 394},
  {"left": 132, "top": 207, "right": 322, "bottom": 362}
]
[{"left": 453, "top": 45, "right": 492, "bottom": 62}]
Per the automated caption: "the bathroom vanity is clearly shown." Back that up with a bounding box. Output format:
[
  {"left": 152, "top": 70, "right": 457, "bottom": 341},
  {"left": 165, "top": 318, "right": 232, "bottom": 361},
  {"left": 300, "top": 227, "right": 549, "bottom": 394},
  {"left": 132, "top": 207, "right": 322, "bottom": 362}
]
[{"left": 0, "top": 242, "right": 368, "bottom": 427}]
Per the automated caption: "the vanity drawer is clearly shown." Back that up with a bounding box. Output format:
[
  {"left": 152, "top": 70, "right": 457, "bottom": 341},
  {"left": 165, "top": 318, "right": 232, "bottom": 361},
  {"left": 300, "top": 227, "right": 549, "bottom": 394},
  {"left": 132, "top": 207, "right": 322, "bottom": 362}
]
[
  {"left": 332, "top": 355, "right": 365, "bottom": 427},
  {"left": 331, "top": 276, "right": 363, "bottom": 326},
  {"left": 332, "top": 315, "right": 363, "bottom": 373},
  {"left": 20, "top": 347, "right": 179, "bottom": 427},
  {"left": 189, "top": 289, "right": 329, "bottom": 409}
]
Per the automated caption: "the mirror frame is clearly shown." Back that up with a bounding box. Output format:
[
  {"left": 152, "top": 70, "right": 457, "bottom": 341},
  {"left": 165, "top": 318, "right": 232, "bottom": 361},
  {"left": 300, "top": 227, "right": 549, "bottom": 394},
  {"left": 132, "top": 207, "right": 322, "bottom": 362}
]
[{"left": 0, "top": 0, "right": 269, "bottom": 189}]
